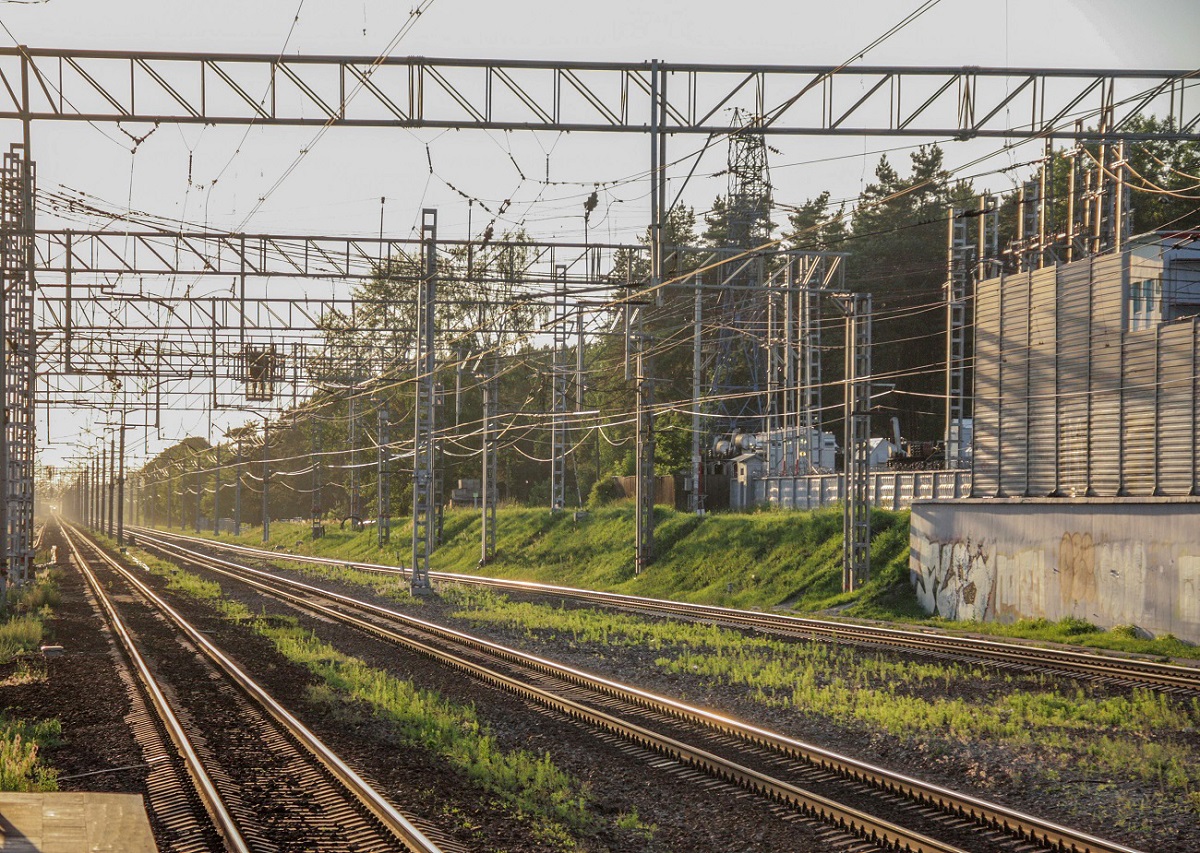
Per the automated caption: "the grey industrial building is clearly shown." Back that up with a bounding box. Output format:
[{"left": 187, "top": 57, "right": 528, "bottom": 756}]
[{"left": 910, "top": 234, "right": 1200, "bottom": 642}]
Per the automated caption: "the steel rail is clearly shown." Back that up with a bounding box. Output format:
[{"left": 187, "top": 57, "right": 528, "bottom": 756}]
[
  {"left": 136, "top": 530, "right": 966, "bottom": 853},
  {"left": 135, "top": 526, "right": 1200, "bottom": 694},
  {"left": 70, "top": 524, "right": 444, "bottom": 853},
  {"left": 59, "top": 522, "right": 251, "bottom": 853},
  {"left": 134, "top": 528, "right": 1147, "bottom": 853}
]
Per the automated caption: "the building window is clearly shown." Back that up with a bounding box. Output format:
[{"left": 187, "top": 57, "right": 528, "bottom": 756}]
[{"left": 1127, "top": 277, "right": 1162, "bottom": 331}]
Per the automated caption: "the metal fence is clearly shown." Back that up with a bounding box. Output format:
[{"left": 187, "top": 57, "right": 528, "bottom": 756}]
[{"left": 759, "top": 470, "right": 969, "bottom": 510}]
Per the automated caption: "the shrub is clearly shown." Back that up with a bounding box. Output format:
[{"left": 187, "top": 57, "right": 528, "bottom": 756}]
[{"left": 586, "top": 477, "right": 624, "bottom": 508}]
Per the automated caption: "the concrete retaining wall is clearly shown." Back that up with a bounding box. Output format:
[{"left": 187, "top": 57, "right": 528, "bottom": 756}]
[{"left": 909, "top": 499, "right": 1200, "bottom": 643}]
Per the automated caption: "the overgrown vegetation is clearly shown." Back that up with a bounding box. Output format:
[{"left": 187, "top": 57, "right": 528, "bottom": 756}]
[
  {"left": 0, "top": 570, "right": 60, "bottom": 662},
  {"left": 439, "top": 584, "right": 1200, "bottom": 825},
  {"left": 0, "top": 717, "right": 60, "bottom": 792},
  {"left": 125, "top": 544, "right": 610, "bottom": 849},
  {"left": 0, "top": 571, "right": 62, "bottom": 791}
]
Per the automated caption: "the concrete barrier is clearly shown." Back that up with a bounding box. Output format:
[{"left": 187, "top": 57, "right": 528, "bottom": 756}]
[{"left": 909, "top": 498, "right": 1200, "bottom": 644}]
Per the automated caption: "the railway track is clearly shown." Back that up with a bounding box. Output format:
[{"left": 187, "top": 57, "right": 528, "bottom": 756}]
[
  {"left": 134, "top": 526, "right": 1200, "bottom": 695},
  {"left": 131, "top": 526, "right": 1147, "bottom": 853},
  {"left": 60, "top": 521, "right": 445, "bottom": 853}
]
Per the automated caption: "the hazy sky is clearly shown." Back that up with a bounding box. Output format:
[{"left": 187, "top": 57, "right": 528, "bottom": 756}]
[{"left": 5, "top": 0, "right": 1196, "bottom": 468}]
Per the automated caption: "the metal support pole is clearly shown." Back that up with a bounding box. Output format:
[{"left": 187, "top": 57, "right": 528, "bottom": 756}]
[
  {"left": 165, "top": 460, "right": 171, "bottom": 529},
  {"left": 550, "top": 264, "right": 568, "bottom": 512},
  {"left": 234, "top": 434, "right": 242, "bottom": 536},
  {"left": 311, "top": 421, "right": 322, "bottom": 539},
  {"left": 480, "top": 369, "right": 498, "bottom": 564},
  {"left": 116, "top": 416, "right": 126, "bottom": 545},
  {"left": 691, "top": 277, "right": 705, "bottom": 515},
  {"left": 649, "top": 59, "right": 660, "bottom": 306},
  {"left": 193, "top": 456, "right": 201, "bottom": 534},
  {"left": 348, "top": 394, "right": 359, "bottom": 526},
  {"left": 1, "top": 141, "right": 36, "bottom": 586},
  {"left": 1114, "top": 140, "right": 1130, "bottom": 251},
  {"left": 634, "top": 314, "right": 655, "bottom": 572},
  {"left": 261, "top": 420, "right": 270, "bottom": 543},
  {"left": 105, "top": 437, "right": 114, "bottom": 538},
  {"left": 634, "top": 59, "right": 665, "bottom": 568},
  {"left": 841, "top": 293, "right": 872, "bottom": 592},
  {"left": 945, "top": 204, "right": 972, "bottom": 469},
  {"left": 377, "top": 409, "right": 390, "bottom": 546},
  {"left": 410, "top": 209, "right": 438, "bottom": 594},
  {"left": 212, "top": 443, "right": 220, "bottom": 535},
  {"left": 800, "top": 262, "right": 822, "bottom": 471}
]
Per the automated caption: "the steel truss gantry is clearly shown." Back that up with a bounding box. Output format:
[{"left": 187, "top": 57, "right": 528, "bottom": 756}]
[
  {"left": 32, "top": 227, "right": 651, "bottom": 409},
  {"left": 1, "top": 48, "right": 1196, "bottom": 139}
]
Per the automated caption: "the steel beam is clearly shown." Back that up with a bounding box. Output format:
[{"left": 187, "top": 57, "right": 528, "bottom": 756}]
[{"left": 0, "top": 48, "right": 1195, "bottom": 139}]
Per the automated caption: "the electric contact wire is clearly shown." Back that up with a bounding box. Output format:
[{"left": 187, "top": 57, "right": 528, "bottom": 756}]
[{"left": 232, "top": 0, "right": 440, "bottom": 234}]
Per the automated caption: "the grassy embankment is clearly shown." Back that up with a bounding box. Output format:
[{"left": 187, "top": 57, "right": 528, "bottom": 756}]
[
  {"left": 178, "top": 502, "right": 1195, "bottom": 659},
  {"left": 0, "top": 567, "right": 62, "bottom": 792}
]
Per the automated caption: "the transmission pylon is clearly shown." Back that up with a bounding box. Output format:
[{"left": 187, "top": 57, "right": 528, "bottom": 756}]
[{"left": 709, "top": 109, "right": 774, "bottom": 433}]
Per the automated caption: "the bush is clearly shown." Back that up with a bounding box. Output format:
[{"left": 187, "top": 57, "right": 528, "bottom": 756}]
[
  {"left": 0, "top": 717, "right": 59, "bottom": 792},
  {"left": 586, "top": 477, "right": 624, "bottom": 508}
]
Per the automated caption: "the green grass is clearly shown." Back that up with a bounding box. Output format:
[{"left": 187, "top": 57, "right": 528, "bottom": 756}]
[
  {"left": 123, "top": 542, "right": 604, "bottom": 849},
  {"left": 0, "top": 572, "right": 62, "bottom": 792},
  {"left": 184, "top": 504, "right": 916, "bottom": 615},
  {"left": 0, "top": 570, "right": 61, "bottom": 663},
  {"left": 175, "top": 505, "right": 1196, "bottom": 660},
  {"left": 440, "top": 584, "right": 1200, "bottom": 818},
  {"left": 0, "top": 717, "right": 59, "bottom": 792},
  {"left": 0, "top": 616, "right": 45, "bottom": 664},
  {"left": 925, "top": 616, "right": 1199, "bottom": 660}
]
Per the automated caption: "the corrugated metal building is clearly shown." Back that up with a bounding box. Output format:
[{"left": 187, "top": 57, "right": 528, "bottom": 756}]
[
  {"left": 972, "top": 236, "right": 1200, "bottom": 499},
  {"left": 911, "top": 235, "right": 1200, "bottom": 642}
]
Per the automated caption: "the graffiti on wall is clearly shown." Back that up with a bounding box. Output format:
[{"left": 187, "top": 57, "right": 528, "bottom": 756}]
[{"left": 911, "top": 537, "right": 996, "bottom": 620}]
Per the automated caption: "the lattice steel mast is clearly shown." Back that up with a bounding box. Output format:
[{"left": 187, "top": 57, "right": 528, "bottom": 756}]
[
  {"left": 410, "top": 209, "right": 437, "bottom": 594},
  {"left": 0, "top": 144, "right": 35, "bottom": 590}
]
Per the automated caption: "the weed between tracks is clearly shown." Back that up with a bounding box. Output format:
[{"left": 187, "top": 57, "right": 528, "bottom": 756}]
[
  {"left": 440, "top": 585, "right": 1200, "bottom": 827},
  {"left": 126, "top": 546, "right": 625, "bottom": 851}
]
